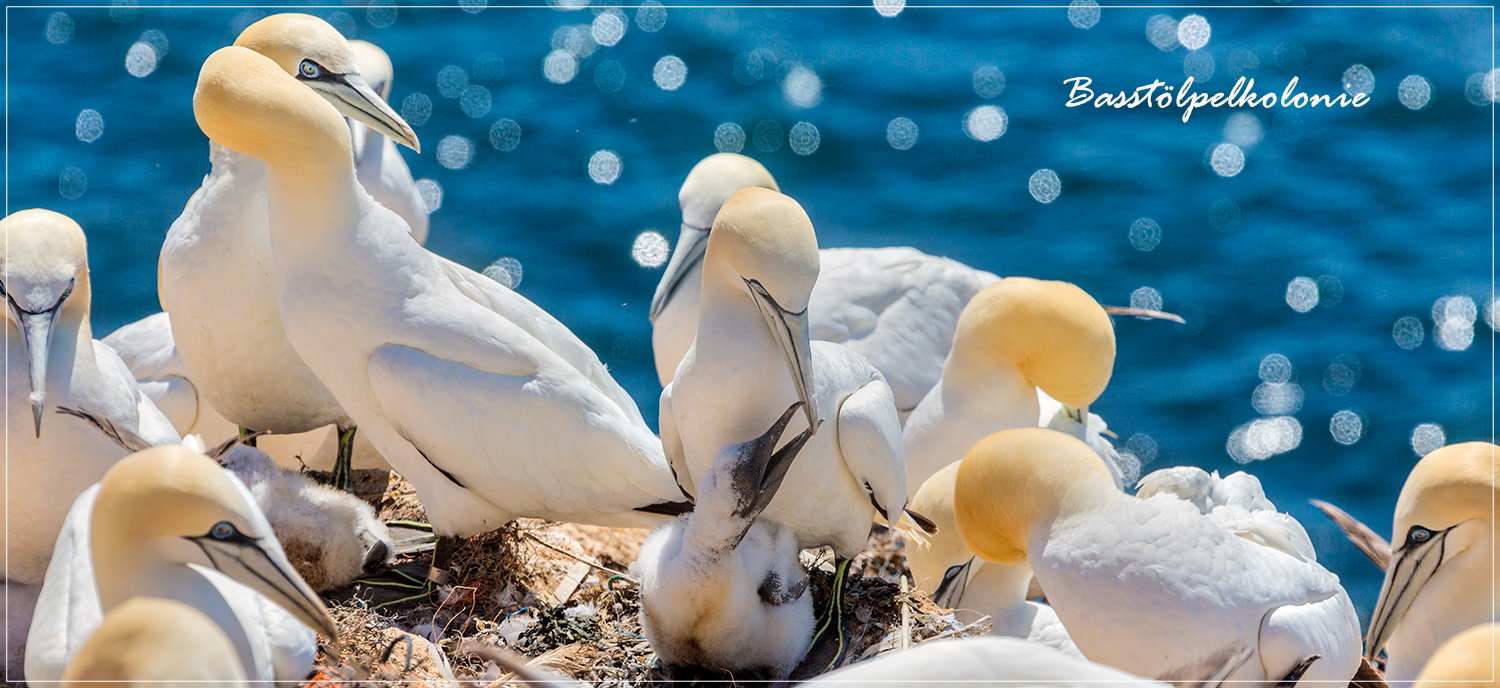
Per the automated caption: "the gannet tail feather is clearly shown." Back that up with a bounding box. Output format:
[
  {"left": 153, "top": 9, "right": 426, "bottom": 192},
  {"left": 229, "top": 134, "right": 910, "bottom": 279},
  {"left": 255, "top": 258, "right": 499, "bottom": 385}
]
[{"left": 55, "top": 406, "right": 155, "bottom": 453}]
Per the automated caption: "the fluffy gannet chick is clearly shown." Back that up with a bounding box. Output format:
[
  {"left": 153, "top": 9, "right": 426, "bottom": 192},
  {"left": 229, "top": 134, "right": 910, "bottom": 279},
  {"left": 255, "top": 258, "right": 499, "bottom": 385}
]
[
  {"left": 648, "top": 153, "right": 999, "bottom": 417},
  {"left": 635, "top": 402, "right": 818, "bottom": 678},
  {"left": 347, "top": 38, "right": 428, "bottom": 245},
  {"left": 1364, "top": 442, "right": 1497, "bottom": 683},
  {"left": 159, "top": 13, "right": 419, "bottom": 492},
  {"left": 2, "top": 209, "right": 181, "bottom": 670},
  {"left": 25, "top": 445, "right": 336, "bottom": 683},
  {"left": 906, "top": 461, "right": 1082, "bottom": 658},
  {"left": 954, "top": 428, "right": 1361, "bottom": 685},
  {"left": 1413, "top": 623, "right": 1498, "bottom": 688},
  {"left": 61, "top": 597, "right": 248, "bottom": 686},
  {"left": 191, "top": 46, "right": 689, "bottom": 574}
]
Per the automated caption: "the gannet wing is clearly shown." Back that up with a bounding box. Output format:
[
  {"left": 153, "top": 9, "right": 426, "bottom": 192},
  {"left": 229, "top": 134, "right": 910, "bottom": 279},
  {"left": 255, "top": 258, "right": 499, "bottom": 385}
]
[
  {"left": 23, "top": 485, "right": 104, "bottom": 683},
  {"left": 835, "top": 374, "right": 909, "bottom": 532},
  {"left": 659, "top": 381, "right": 697, "bottom": 497},
  {"left": 365, "top": 343, "right": 684, "bottom": 526},
  {"left": 92, "top": 341, "right": 182, "bottom": 448}
]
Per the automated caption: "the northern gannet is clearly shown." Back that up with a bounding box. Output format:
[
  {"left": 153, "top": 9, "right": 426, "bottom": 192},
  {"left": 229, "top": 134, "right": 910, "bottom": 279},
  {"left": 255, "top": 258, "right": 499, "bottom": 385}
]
[
  {"left": 906, "top": 462, "right": 1082, "bottom": 658},
  {"left": 348, "top": 38, "right": 428, "bottom": 244},
  {"left": 60, "top": 597, "right": 248, "bottom": 686},
  {"left": 159, "top": 13, "right": 419, "bottom": 492},
  {"left": 191, "top": 45, "right": 689, "bottom": 577},
  {"left": 635, "top": 402, "right": 818, "bottom": 678},
  {"left": 1364, "top": 441, "right": 1497, "bottom": 683},
  {"left": 25, "top": 445, "right": 336, "bottom": 682},
  {"left": 2, "top": 208, "right": 180, "bottom": 672},
  {"left": 648, "top": 153, "right": 1000, "bottom": 418},
  {"left": 953, "top": 428, "right": 1362, "bottom": 685},
  {"left": 1135, "top": 466, "right": 1318, "bottom": 563},
  {"left": 1413, "top": 623, "right": 1498, "bottom": 688}
]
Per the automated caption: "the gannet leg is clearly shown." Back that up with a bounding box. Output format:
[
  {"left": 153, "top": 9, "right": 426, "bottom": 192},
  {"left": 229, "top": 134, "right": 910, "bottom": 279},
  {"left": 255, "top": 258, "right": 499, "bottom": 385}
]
[
  {"left": 428, "top": 535, "right": 457, "bottom": 585},
  {"left": 333, "top": 424, "right": 358, "bottom": 493},
  {"left": 238, "top": 426, "right": 258, "bottom": 448}
]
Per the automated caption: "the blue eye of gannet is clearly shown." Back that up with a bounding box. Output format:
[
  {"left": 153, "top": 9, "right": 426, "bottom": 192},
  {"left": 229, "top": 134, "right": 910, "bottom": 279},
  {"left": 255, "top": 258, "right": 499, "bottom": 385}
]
[
  {"left": 1406, "top": 526, "right": 1432, "bottom": 544},
  {"left": 210, "top": 521, "right": 236, "bottom": 540},
  {"left": 298, "top": 59, "right": 324, "bottom": 80}
]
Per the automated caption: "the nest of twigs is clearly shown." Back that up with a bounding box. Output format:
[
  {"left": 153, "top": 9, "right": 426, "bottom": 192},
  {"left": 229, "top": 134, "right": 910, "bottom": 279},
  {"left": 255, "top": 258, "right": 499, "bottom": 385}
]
[{"left": 312, "top": 471, "right": 991, "bottom": 686}]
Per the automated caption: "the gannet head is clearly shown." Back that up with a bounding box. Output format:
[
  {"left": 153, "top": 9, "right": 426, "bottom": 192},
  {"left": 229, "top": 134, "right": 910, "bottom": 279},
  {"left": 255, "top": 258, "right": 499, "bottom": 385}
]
[
  {"left": 1366, "top": 442, "right": 1497, "bottom": 663},
  {"left": 233, "top": 13, "right": 417, "bottom": 152},
  {"left": 91, "top": 445, "right": 338, "bottom": 641},
  {"left": 650, "top": 153, "right": 779, "bottom": 322},
  {"left": 704, "top": 187, "right": 820, "bottom": 429},
  {"left": 0, "top": 208, "right": 90, "bottom": 438},
  {"left": 347, "top": 40, "right": 393, "bottom": 100},
  {"left": 949, "top": 278, "right": 1115, "bottom": 422},
  {"left": 195, "top": 46, "right": 354, "bottom": 176},
  {"left": 60, "top": 597, "right": 248, "bottom": 685},
  {"left": 1413, "top": 623, "right": 1498, "bottom": 688},
  {"left": 907, "top": 461, "right": 973, "bottom": 604},
  {"left": 954, "top": 428, "right": 1116, "bottom": 565}
]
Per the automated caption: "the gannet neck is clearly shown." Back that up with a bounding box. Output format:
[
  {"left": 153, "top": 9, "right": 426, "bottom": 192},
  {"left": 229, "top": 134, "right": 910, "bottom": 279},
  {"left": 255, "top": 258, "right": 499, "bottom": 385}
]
[
  {"left": 679, "top": 153, "right": 779, "bottom": 229},
  {"left": 954, "top": 428, "right": 1117, "bottom": 565},
  {"left": 938, "top": 350, "right": 1040, "bottom": 426},
  {"left": 949, "top": 278, "right": 1114, "bottom": 409}
]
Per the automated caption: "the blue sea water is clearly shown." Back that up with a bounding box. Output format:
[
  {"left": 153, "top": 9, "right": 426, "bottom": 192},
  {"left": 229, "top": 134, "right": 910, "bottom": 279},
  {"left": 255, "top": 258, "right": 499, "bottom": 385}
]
[{"left": 4, "top": 3, "right": 1493, "bottom": 624}]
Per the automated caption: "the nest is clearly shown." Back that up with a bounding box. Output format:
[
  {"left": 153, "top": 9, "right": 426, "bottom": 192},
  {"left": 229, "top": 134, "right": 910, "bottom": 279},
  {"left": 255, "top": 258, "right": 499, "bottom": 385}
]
[{"left": 314, "top": 471, "right": 991, "bottom": 686}]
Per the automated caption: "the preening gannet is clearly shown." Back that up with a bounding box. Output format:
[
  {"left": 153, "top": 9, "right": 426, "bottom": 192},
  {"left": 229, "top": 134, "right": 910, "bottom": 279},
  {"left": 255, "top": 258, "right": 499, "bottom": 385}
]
[
  {"left": 60, "top": 597, "right": 248, "bottom": 686},
  {"left": 348, "top": 39, "right": 428, "bottom": 244},
  {"left": 905, "top": 461, "right": 1082, "bottom": 658},
  {"left": 635, "top": 402, "right": 818, "bottom": 678},
  {"left": 1135, "top": 466, "right": 1318, "bottom": 563},
  {"left": 25, "top": 445, "right": 336, "bottom": 683},
  {"left": 1364, "top": 442, "right": 1498, "bottom": 683},
  {"left": 159, "top": 13, "right": 419, "bottom": 492},
  {"left": 953, "top": 428, "right": 1362, "bottom": 685},
  {"left": 1413, "top": 623, "right": 1498, "bottom": 688},
  {"left": 2, "top": 209, "right": 180, "bottom": 671},
  {"left": 648, "top": 153, "right": 1000, "bottom": 417},
  {"left": 191, "top": 46, "right": 689, "bottom": 574}
]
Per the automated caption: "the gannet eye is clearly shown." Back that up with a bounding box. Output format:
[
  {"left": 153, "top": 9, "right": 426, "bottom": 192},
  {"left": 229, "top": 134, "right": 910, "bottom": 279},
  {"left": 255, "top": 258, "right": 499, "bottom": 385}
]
[
  {"left": 1407, "top": 526, "right": 1432, "bottom": 544},
  {"left": 298, "top": 60, "right": 322, "bottom": 79},
  {"left": 210, "top": 521, "right": 236, "bottom": 540}
]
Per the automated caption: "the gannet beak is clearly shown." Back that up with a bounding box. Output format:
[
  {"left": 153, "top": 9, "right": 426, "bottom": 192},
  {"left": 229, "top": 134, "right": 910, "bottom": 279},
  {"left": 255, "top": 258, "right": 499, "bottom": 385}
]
[
  {"left": 189, "top": 528, "right": 339, "bottom": 641},
  {"left": 1102, "top": 305, "right": 1186, "bottom": 323},
  {"left": 17, "top": 309, "right": 61, "bottom": 438},
  {"left": 744, "top": 278, "right": 818, "bottom": 431},
  {"left": 1363, "top": 525, "right": 1454, "bottom": 661},
  {"left": 306, "top": 72, "right": 420, "bottom": 153},
  {"left": 933, "top": 558, "right": 974, "bottom": 608},
  {"left": 1062, "top": 404, "right": 1088, "bottom": 425},
  {"left": 649, "top": 223, "right": 711, "bottom": 322},
  {"left": 727, "top": 401, "right": 818, "bottom": 547}
]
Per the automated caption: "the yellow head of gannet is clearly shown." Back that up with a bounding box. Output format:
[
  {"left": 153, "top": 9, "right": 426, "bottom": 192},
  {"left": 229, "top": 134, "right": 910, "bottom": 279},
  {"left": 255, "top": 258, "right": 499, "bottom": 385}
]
[
  {"left": 1414, "top": 623, "right": 1498, "bottom": 688},
  {"left": 1, "top": 209, "right": 91, "bottom": 437},
  {"left": 233, "top": 13, "right": 418, "bottom": 152},
  {"left": 650, "top": 153, "right": 780, "bottom": 322},
  {"left": 61, "top": 597, "right": 248, "bottom": 686},
  {"left": 90, "top": 445, "right": 338, "bottom": 641},
  {"left": 1366, "top": 442, "right": 1498, "bottom": 667},
  {"left": 953, "top": 427, "right": 1116, "bottom": 564},
  {"left": 949, "top": 278, "right": 1115, "bottom": 420},
  {"left": 702, "top": 186, "right": 820, "bottom": 428}
]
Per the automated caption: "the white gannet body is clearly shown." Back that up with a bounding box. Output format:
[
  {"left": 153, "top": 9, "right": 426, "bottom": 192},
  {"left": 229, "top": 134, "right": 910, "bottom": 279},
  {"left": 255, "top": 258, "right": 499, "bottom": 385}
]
[
  {"left": 1136, "top": 466, "right": 1318, "bottom": 563},
  {"left": 662, "top": 187, "right": 912, "bottom": 558},
  {"left": 348, "top": 39, "right": 428, "bottom": 244},
  {"left": 807, "top": 637, "right": 1185, "bottom": 687},
  {"left": 25, "top": 446, "right": 337, "bottom": 683},
  {"left": 191, "top": 46, "right": 687, "bottom": 543},
  {"left": 635, "top": 403, "right": 817, "bottom": 678},
  {"left": 903, "top": 278, "right": 1131, "bottom": 500},
  {"left": 1364, "top": 442, "right": 1497, "bottom": 683},
  {"left": 648, "top": 154, "right": 998, "bottom": 418},
  {"left": 2, "top": 209, "right": 181, "bottom": 671},
  {"left": 1412, "top": 623, "right": 1499, "bottom": 688},
  {"left": 953, "top": 429, "right": 1362, "bottom": 685},
  {"left": 159, "top": 14, "right": 419, "bottom": 487},
  {"left": 61, "top": 597, "right": 249, "bottom": 686},
  {"left": 906, "top": 462, "right": 1082, "bottom": 658}
]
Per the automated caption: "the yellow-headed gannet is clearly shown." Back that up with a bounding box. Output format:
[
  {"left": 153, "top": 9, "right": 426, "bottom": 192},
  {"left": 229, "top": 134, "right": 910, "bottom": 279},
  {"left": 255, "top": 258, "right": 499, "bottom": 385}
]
[
  {"left": 159, "top": 13, "right": 419, "bottom": 492},
  {"left": 191, "top": 45, "right": 689, "bottom": 577},
  {"left": 635, "top": 402, "right": 818, "bottom": 678},
  {"left": 1364, "top": 442, "right": 1497, "bottom": 683},
  {"left": 25, "top": 445, "right": 336, "bottom": 682},
  {"left": 1413, "top": 623, "right": 1498, "bottom": 688},
  {"left": 2, "top": 209, "right": 180, "bottom": 672},
  {"left": 953, "top": 428, "right": 1361, "bottom": 685},
  {"left": 648, "top": 153, "right": 999, "bottom": 418},
  {"left": 60, "top": 597, "right": 248, "bottom": 686},
  {"left": 348, "top": 39, "right": 428, "bottom": 244}
]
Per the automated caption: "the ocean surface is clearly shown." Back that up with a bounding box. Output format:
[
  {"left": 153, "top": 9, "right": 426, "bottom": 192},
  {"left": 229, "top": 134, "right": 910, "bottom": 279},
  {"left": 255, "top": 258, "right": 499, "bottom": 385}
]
[{"left": 5, "top": 3, "right": 1493, "bottom": 621}]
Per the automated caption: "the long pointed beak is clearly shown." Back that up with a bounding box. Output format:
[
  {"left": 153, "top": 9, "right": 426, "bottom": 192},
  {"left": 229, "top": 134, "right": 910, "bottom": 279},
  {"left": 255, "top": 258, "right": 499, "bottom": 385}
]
[
  {"left": 195, "top": 536, "right": 338, "bottom": 641},
  {"left": 933, "top": 557, "right": 974, "bottom": 608},
  {"left": 744, "top": 279, "right": 818, "bottom": 431},
  {"left": 307, "top": 73, "right": 420, "bottom": 153},
  {"left": 649, "top": 223, "right": 710, "bottom": 323},
  {"left": 19, "top": 310, "right": 58, "bottom": 438},
  {"left": 1103, "top": 305, "right": 1186, "bottom": 323},
  {"left": 1062, "top": 403, "right": 1088, "bottom": 425},
  {"left": 1363, "top": 529, "right": 1450, "bottom": 661}
]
